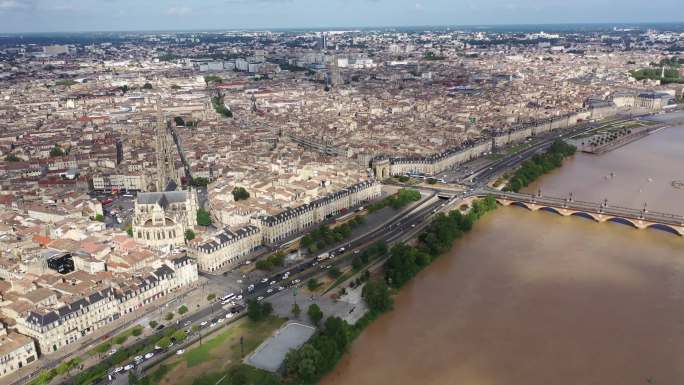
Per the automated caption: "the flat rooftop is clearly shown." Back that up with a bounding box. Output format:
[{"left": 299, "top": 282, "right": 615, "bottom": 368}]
[{"left": 245, "top": 321, "right": 316, "bottom": 372}]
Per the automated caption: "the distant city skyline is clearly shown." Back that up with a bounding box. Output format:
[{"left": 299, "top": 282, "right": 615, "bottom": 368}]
[{"left": 0, "top": 0, "right": 683, "bottom": 33}]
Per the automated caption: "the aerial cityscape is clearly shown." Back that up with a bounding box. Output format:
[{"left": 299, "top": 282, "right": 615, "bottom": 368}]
[{"left": 0, "top": 1, "right": 684, "bottom": 385}]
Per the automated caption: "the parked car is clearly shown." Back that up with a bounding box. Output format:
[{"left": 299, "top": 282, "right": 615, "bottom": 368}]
[
  {"left": 176, "top": 349, "right": 185, "bottom": 355},
  {"left": 144, "top": 352, "right": 155, "bottom": 359}
]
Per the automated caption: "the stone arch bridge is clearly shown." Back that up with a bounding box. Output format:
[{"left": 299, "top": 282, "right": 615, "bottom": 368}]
[{"left": 482, "top": 190, "right": 684, "bottom": 236}]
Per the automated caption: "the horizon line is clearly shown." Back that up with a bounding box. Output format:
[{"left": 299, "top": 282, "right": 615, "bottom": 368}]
[{"left": 1, "top": 20, "right": 684, "bottom": 36}]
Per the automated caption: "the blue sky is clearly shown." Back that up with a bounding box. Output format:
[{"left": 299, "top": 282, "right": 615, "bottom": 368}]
[{"left": 0, "top": 0, "right": 683, "bottom": 33}]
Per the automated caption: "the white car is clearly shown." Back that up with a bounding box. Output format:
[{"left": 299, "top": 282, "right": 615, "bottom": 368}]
[
  {"left": 108, "top": 348, "right": 118, "bottom": 356},
  {"left": 278, "top": 286, "right": 285, "bottom": 291},
  {"left": 123, "top": 364, "right": 134, "bottom": 371},
  {"left": 200, "top": 321, "right": 208, "bottom": 326},
  {"left": 176, "top": 349, "right": 185, "bottom": 355},
  {"left": 218, "top": 318, "right": 225, "bottom": 323},
  {"left": 134, "top": 355, "right": 143, "bottom": 362},
  {"left": 236, "top": 295, "right": 243, "bottom": 300},
  {"left": 269, "top": 281, "right": 276, "bottom": 285},
  {"left": 266, "top": 288, "right": 273, "bottom": 294},
  {"left": 260, "top": 278, "right": 268, "bottom": 283},
  {"left": 210, "top": 322, "right": 216, "bottom": 328},
  {"left": 144, "top": 352, "right": 155, "bottom": 359},
  {"left": 113, "top": 367, "right": 123, "bottom": 373},
  {"left": 225, "top": 313, "right": 234, "bottom": 319},
  {"left": 257, "top": 296, "right": 264, "bottom": 301}
]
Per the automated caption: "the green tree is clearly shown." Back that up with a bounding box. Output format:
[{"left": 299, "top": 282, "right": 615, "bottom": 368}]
[
  {"left": 307, "top": 304, "right": 323, "bottom": 325},
  {"left": 4, "top": 154, "right": 19, "bottom": 162},
  {"left": 126, "top": 225, "right": 133, "bottom": 237},
  {"left": 362, "top": 279, "right": 393, "bottom": 313},
  {"left": 173, "top": 329, "right": 187, "bottom": 342},
  {"left": 131, "top": 326, "right": 143, "bottom": 336},
  {"left": 247, "top": 299, "right": 273, "bottom": 322},
  {"left": 178, "top": 305, "right": 188, "bottom": 315},
  {"left": 307, "top": 278, "right": 320, "bottom": 291},
  {"left": 190, "top": 177, "right": 209, "bottom": 187},
  {"left": 232, "top": 187, "right": 250, "bottom": 201},
  {"left": 196, "top": 208, "right": 212, "bottom": 226},
  {"left": 292, "top": 303, "right": 301, "bottom": 318},
  {"left": 184, "top": 229, "right": 195, "bottom": 241},
  {"left": 228, "top": 365, "right": 249, "bottom": 385},
  {"left": 255, "top": 259, "right": 271, "bottom": 270},
  {"left": 207, "top": 293, "right": 216, "bottom": 302},
  {"left": 94, "top": 214, "right": 105, "bottom": 222},
  {"left": 128, "top": 371, "right": 138, "bottom": 385},
  {"left": 164, "top": 312, "right": 174, "bottom": 321},
  {"left": 157, "top": 336, "right": 171, "bottom": 349},
  {"left": 50, "top": 146, "right": 65, "bottom": 157},
  {"left": 149, "top": 320, "right": 158, "bottom": 329}
]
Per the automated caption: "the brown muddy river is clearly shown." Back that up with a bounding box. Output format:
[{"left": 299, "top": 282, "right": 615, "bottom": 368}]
[{"left": 321, "top": 123, "right": 684, "bottom": 385}]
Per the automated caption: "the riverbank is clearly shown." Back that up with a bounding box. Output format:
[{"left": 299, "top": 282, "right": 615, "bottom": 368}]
[
  {"left": 281, "top": 196, "right": 499, "bottom": 385},
  {"left": 504, "top": 140, "right": 576, "bottom": 192}
]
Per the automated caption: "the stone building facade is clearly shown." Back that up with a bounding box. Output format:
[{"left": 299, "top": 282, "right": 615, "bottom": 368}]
[
  {"left": 0, "top": 324, "right": 37, "bottom": 378},
  {"left": 14, "top": 257, "right": 198, "bottom": 355},
  {"left": 132, "top": 190, "right": 198, "bottom": 249}
]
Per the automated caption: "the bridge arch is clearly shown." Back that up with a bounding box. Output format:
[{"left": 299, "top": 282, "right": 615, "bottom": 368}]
[
  {"left": 538, "top": 206, "right": 564, "bottom": 216},
  {"left": 606, "top": 217, "right": 639, "bottom": 229},
  {"left": 647, "top": 223, "right": 683, "bottom": 236},
  {"left": 509, "top": 201, "right": 533, "bottom": 211},
  {"left": 571, "top": 212, "right": 599, "bottom": 222}
]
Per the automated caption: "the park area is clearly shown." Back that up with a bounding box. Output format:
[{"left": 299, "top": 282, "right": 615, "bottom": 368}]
[{"left": 142, "top": 316, "right": 285, "bottom": 385}]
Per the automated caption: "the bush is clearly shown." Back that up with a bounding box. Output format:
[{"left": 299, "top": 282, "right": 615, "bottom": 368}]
[
  {"left": 149, "top": 321, "right": 158, "bottom": 329},
  {"left": 164, "top": 312, "right": 174, "bottom": 321},
  {"left": 131, "top": 326, "right": 143, "bottom": 337},
  {"left": 178, "top": 305, "right": 188, "bottom": 315}
]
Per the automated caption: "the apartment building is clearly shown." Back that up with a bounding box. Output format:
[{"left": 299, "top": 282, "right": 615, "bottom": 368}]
[
  {"left": 0, "top": 324, "right": 38, "bottom": 378},
  {"left": 261, "top": 180, "right": 381, "bottom": 244},
  {"left": 190, "top": 225, "right": 262, "bottom": 272},
  {"left": 14, "top": 257, "right": 198, "bottom": 355}
]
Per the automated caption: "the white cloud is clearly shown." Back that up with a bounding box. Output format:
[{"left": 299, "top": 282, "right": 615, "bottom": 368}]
[
  {"left": 0, "top": 0, "right": 24, "bottom": 10},
  {"left": 166, "top": 6, "right": 192, "bottom": 16}
]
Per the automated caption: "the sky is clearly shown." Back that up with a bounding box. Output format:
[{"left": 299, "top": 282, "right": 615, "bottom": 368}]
[{"left": 0, "top": 0, "right": 683, "bottom": 33}]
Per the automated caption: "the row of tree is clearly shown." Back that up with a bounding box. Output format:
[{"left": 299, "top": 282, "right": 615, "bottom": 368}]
[
  {"left": 255, "top": 251, "right": 286, "bottom": 270},
  {"left": 211, "top": 95, "right": 233, "bottom": 118},
  {"left": 284, "top": 316, "right": 352, "bottom": 384},
  {"left": 281, "top": 199, "right": 498, "bottom": 385},
  {"left": 367, "top": 188, "right": 421, "bottom": 213},
  {"left": 504, "top": 140, "right": 576, "bottom": 192},
  {"left": 300, "top": 216, "right": 366, "bottom": 253},
  {"left": 385, "top": 196, "right": 498, "bottom": 288}
]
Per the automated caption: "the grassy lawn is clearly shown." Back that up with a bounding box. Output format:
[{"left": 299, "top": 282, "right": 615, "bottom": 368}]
[{"left": 149, "top": 316, "right": 285, "bottom": 385}]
